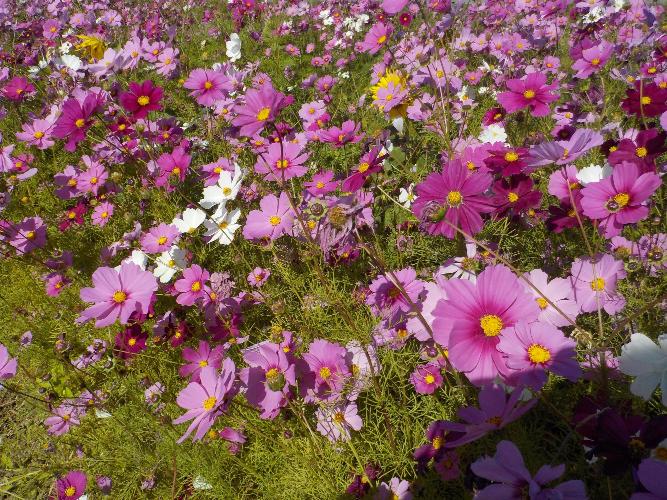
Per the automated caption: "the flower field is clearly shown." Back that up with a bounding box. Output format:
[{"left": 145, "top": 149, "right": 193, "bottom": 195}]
[{"left": 0, "top": 0, "right": 666, "bottom": 498}]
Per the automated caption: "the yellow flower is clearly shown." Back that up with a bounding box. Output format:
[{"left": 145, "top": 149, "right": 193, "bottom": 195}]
[{"left": 75, "top": 35, "right": 106, "bottom": 60}]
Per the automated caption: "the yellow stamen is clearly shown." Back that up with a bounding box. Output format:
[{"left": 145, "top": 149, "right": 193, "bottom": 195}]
[
  {"left": 202, "top": 396, "right": 217, "bottom": 410},
  {"left": 528, "top": 344, "right": 551, "bottom": 364},
  {"left": 480, "top": 314, "right": 503, "bottom": 337},
  {"left": 112, "top": 290, "right": 127, "bottom": 303}
]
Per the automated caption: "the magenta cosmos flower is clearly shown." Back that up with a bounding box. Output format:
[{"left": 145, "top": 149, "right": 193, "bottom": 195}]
[
  {"left": 569, "top": 254, "right": 626, "bottom": 315},
  {"left": 55, "top": 470, "right": 87, "bottom": 500},
  {"left": 498, "top": 320, "right": 581, "bottom": 390},
  {"left": 497, "top": 72, "right": 559, "bottom": 117},
  {"left": 254, "top": 141, "right": 309, "bottom": 181},
  {"left": 410, "top": 363, "right": 444, "bottom": 394},
  {"left": 179, "top": 340, "right": 226, "bottom": 382},
  {"left": 242, "top": 192, "right": 294, "bottom": 241},
  {"left": 52, "top": 93, "right": 102, "bottom": 151},
  {"left": 0, "top": 343, "right": 17, "bottom": 380},
  {"left": 581, "top": 162, "right": 661, "bottom": 238},
  {"left": 173, "top": 359, "right": 238, "bottom": 443},
  {"left": 154, "top": 146, "right": 192, "bottom": 188},
  {"left": 119, "top": 80, "right": 163, "bottom": 119},
  {"left": 2, "top": 76, "right": 35, "bottom": 101},
  {"left": 240, "top": 341, "right": 296, "bottom": 419},
  {"left": 174, "top": 264, "right": 211, "bottom": 306},
  {"left": 572, "top": 41, "right": 614, "bottom": 79},
  {"left": 433, "top": 265, "right": 540, "bottom": 385},
  {"left": 79, "top": 263, "right": 158, "bottom": 327},
  {"left": 412, "top": 159, "right": 494, "bottom": 240},
  {"left": 302, "top": 339, "right": 351, "bottom": 401},
  {"left": 366, "top": 267, "right": 424, "bottom": 322},
  {"left": 183, "top": 68, "right": 231, "bottom": 106},
  {"left": 232, "top": 84, "right": 293, "bottom": 137}
]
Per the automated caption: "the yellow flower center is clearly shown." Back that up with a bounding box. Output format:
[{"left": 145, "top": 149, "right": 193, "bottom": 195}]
[
  {"left": 635, "top": 147, "right": 648, "bottom": 158},
  {"left": 504, "top": 151, "right": 519, "bottom": 162},
  {"left": 447, "top": 190, "right": 463, "bottom": 206},
  {"left": 590, "top": 277, "right": 605, "bottom": 291},
  {"left": 655, "top": 447, "right": 667, "bottom": 461},
  {"left": 89, "top": 176, "right": 98, "bottom": 185},
  {"left": 466, "top": 161, "right": 476, "bottom": 171},
  {"left": 319, "top": 366, "right": 331, "bottom": 380},
  {"left": 641, "top": 96, "right": 652, "bottom": 105},
  {"left": 65, "top": 486, "right": 76, "bottom": 497},
  {"left": 137, "top": 95, "right": 150, "bottom": 106},
  {"left": 507, "top": 192, "right": 519, "bottom": 203},
  {"left": 377, "top": 35, "right": 387, "bottom": 44},
  {"left": 528, "top": 343, "right": 551, "bottom": 364},
  {"left": 275, "top": 159, "right": 289, "bottom": 169},
  {"left": 33, "top": 131, "right": 44, "bottom": 139},
  {"left": 128, "top": 338, "right": 137, "bottom": 346},
  {"left": 591, "top": 58, "right": 600, "bottom": 65},
  {"left": 269, "top": 215, "right": 281, "bottom": 226},
  {"left": 256, "top": 107, "right": 271, "bottom": 121},
  {"left": 316, "top": 181, "right": 325, "bottom": 189},
  {"left": 199, "top": 360, "right": 208, "bottom": 367},
  {"left": 113, "top": 290, "right": 127, "bottom": 303},
  {"left": 204, "top": 81, "right": 213, "bottom": 89},
  {"left": 157, "top": 236, "right": 168, "bottom": 245},
  {"left": 222, "top": 187, "right": 232, "bottom": 196},
  {"left": 101, "top": 211, "right": 108, "bottom": 218},
  {"left": 613, "top": 192, "right": 630, "bottom": 208},
  {"left": 487, "top": 415, "right": 503, "bottom": 426},
  {"left": 218, "top": 221, "right": 229, "bottom": 230},
  {"left": 172, "top": 167, "right": 181, "bottom": 175},
  {"left": 68, "top": 212, "right": 76, "bottom": 219},
  {"left": 536, "top": 297, "right": 548, "bottom": 309},
  {"left": 164, "top": 58, "right": 172, "bottom": 65},
  {"left": 202, "top": 396, "right": 217, "bottom": 411},
  {"left": 424, "top": 374, "right": 435, "bottom": 384},
  {"left": 334, "top": 411, "right": 345, "bottom": 424},
  {"left": 480, "top": 314, "right": 503, "bottom": 337},
  {"left": 75, "top": 118, "right": 85, "bottom": 128},
  {"left": 191, "top": 281, "right": 201, "bottom": 292},
  {"left": 358, "top": 162, "right": 370, "bottom": 173},
  {"left": 523, "top": 89, "right": 536, "bottom": 99},
  {"left": 432, "top": 436, "right": 442, "bottom": 450},
  {"left": 67, "top": 179, "right": 77, "bottom": 187},
  {"left": 266, "top": 367, "right": 279, "bottom": 380}
]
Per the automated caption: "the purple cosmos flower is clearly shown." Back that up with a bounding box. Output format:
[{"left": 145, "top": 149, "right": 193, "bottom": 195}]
[
  {"left": 410, "top": 363, "right": 444, "bottom": 394},
  {"left": 359, "top": 23, "right": 392, "bottom": 55},
  {"left": 315, "top": 401, "right": 363, "bottom": 442},
  {"left": 183, "top": 69, "right": 231, "bottom": 106},
  {"left": 79, "top": 263, "right": 158, "bottom": 328},
  {"left": 497, "top": 72, "right": 559, "bottom": 117},
  {"left": 632, "top": 459, "right": 667, "bottom": 500},
  {"left": 232, "top": 84, "right": 293, "bottom": 137},
  {"left": 498, "top": 320, "right": 581, "bottom": 390},
  {"left": 302, "top": 339, "right": 351, "bottom": 401},
  {"left": 140, "top": 223, "right": 179, "bottom": 254},
  {"left": 240, "top": 341, "right": 296, "bottom": 419},
  {"left": 440, "top": 384, "right": 536, "bottom": 448},
  {"left": 173, "top": 359, "right": 238, "bottom": 443},
  {"left": 414, "top": 420, "right": 449, "bottom": 467},
  {"left": 52, "top": 93, "right": 102, "bottom": 151},
  {"left": 572, "top": 41, "right": 614, "bottom": 79},
  {"left": 433, "top": 265, "right": 540, "bottom": 385},
  {"left": 247, "top": 267, "right": 270, "bottom": 287},
  {"left": 2, "top": 77, "right": 35, "bottom": 101},
  {"left": 471, "top": 440, "right": 586, "bottom": 500},
  {"left": 179, "top": 341, "right": 226, "bottom": 382},
  {"left": 55, "top": 470, "right": 87, "bottom": 500},
  {"left": 174, "top": 264, "right": 211, "bottom": 306},
  {"left": 412, "top": 159, "right": 494, "bottom": 240},
  {"left": 0, "top": 343, "right": 17, "bottom": 380},
  {"left": 7, "top": 216, "right": 47, "bottom": 254},
  {"left": 366, "top": 267, "right": 424, "bottom": 322},
  {"left": 254, "top": 141, "right": 309, "bottom": 181},
  {"left": 319, "top": 120, "right": 364, "bottom": 147},
  {"left": 491, "top": 175, "right": 542, "bottom": 217},
  {"left": 521, "top": 269, "right": 579, "bottom": 328},
  {"left": 119, "top": 80, "right": 163, "bottom": 119},
  {"left": 242, "top": 192, "right": 294, "bottom": 241},
  {"left": 569, "top": 254, "right": 626, "bottom": 315},
  {"left": 528, "top": 128, "right": 604, "bottom": 167},
  {"left": 608, "top": 128, "right": 666, "bottom": 172},
  {"left": 45, "top": 404, "right": 80, "bottom": 436},
  {"left": 581, "top": 162, "right": 661, "bottom": 238}
]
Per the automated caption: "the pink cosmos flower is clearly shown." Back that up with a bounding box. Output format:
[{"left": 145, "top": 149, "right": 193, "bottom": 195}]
[
  {"left": 15, "top": 118, "right": 55, "bottom": 149},
  {"left": 569, "top": 254, "right": 626, "bottom": 315},
  {"left": 42, "top": 19, "right": 61, "bottom": 40},
  {"left": 381, "top": 0, "right": 409, "bottom": 14},
  {"left": 304, "top": 170, "right": 338, "bottom": 198},
  {"left": 242, "top": 192, "right": 294, "bottom": 241},
  {"left": 433, "top": 265, "right": 540, "bottom": 385},
  {"left": 498, "top": 320, "right": 581, "bottom": 390},
  {"left": 360, "top": 23, "right": 392, "bottom": 55},
  {"left": 7, "top": 216, "right": 47, "bottom": 254},
  {"left": 77, "top": 162, "right": 108, "bottom": 195},
  {"left": 119, "top": 80, "right": 163, "bottom": 119},
  {"left": 581, "top": 162, "right": 661, "bottom": 238},
  {"left": 2, "top": 76, "right": 34, "bottom": 101},
  {"left": 342, "top": 146, "right": 384, "bottom": 192},
  {"left": 315, "top": 402, "right": 363, "bottom": 442},
  {"left": 55, "top": 470, "right": 87, "bottom": 500},
  {"left": 547, "top": 165, "right": 582, "bottom": 202},
  {"left": 45, "top": 404, "right": 80, "bottom": 436},
  {"left": 179, "top": 341, "right": 226, "bottom": 382},
  {"left": 319, "top": 120, "right": 364, "bottom": 147},
  {"left": 52, "top": 93, "right": 103, "bottom": 152},
  {"left": 155, "top": 47, "right": 179, "bottom": 76},
  {"left": 410, "top": 363, "right": 444, "bottom": 394},
  {"left": 366, "top": 267, "right": 424, "bottom": 322},
  {"left": 497, "top": 72, "right": 559, "bottom": 117},
  {"left": 183, "top": 69, "right": 231, "bottom": 106},
  {"left": 174, "top": 264, "right": 211, "bottom": 306},
  {"left": 91, "top": 202, "right": 114, "bottom": 227},
  {"left": 232, "top": 84, "right": 293, "bottom": 137},
  {"left": 140, "top": 223, "right": 179, "bottom": 254},
  {"left": 412, "top": 159, "right": 494, "bottom": 240},
  {"left": 522, "top": 269, "right": 579, "bottom": 328},
  {"left": 45, "top": 273, "right": 70, "bottom": 297},
  {"left": 572, "top": 41, "right": 614, "bottom": 79},
  {"left": 154, "top": 146, "right": 191, "bottom": 188},
  {"left": 240, "top": 341, "right": 296, "bottom": 419},
  {"left": 298, "top": 100, "right": 326, "bottom": 123},
  {"left": 302, "top": 339, "right": 351, "bottom": 401},
  {"left": 254, "top": 141, "right": 309, "bottom": 181},
  {"left": 173, "top": 359, "right": 238, "bottom": 443},
  {"left": 0, "top": 343, "right": 17, "bottom": 380},
  {"left": 247, "top": 267, "right": 270, "bottom": 287},
  {"left": 78, "top": 263, "right": 158, "bottom": 328}
]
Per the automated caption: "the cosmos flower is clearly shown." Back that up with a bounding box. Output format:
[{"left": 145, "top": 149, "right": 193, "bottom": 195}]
[
  {"left": 7, "top": 216, "right": 47, "bottom": 254},
  {"left": 572, "top": 41, "right": 614, "bottom": 79},
  {"left": 497, "top": 72, "right": 559, "bottom": 117},
  {"left": 45, "top": 404, "right": 80, "bottom": 436},
  {"left": 2, "top": 76, "right": 35, "bottom": 101},
  {"left": 78, "top": 263, "right": 158, "bottom": 328},
  {"left": 173, "top": 359, "right": 238, "bottom": 443},
  {"left": 242, "top": 192, "right": 294, "bottom": 241},
  {"left": 621, "top": 81, "right": 667, "bottom": 118},
  {"left": 410, "top": 363, "right": 443, "bottom": 394},
  {"left": 203, "top": 205, "right": 241, "bottom": 245},
  {"left": 359, "top": 22, "right": 392, "bottom": 55},
  {"left": 521, "top": 269, "right": 579, "bottom": 328},
  {"left": 0, "top": 343, "right": 17, "bottom": 380},
  {"left": 140, "top": 223, "right": 179, "bottom": 254},
  {"left": 366, "top": 267, "right": 424, "bottom": 322},
  {"left": 174, "top": 264, "right": 211, "bottom": 306},
  {"left": 119, "top": 80, "right": 163, "bottom": 119},
  {"left": 183, "top": 69, "right": 231, "bottom": 106},
  {"left": 569, "top": 254, "right": 626, "bottom": 315},
  {"left": 633, "top": 459, "right": 667, "bottom": 500},
  {"left": 52, "top": 93, "right": 103, "bottom": 152},
  {"left": 618, "top": 333, "right": 667, "bottom": 406},
  {"left": 153, "top": 246, "right": 187, "bottom": 283},
  {"left": 232, "top": 84, "right": 293, "bottom": 137},
  {"left": 15, "top": 118, "right": 55, "bottom": 150},
  {"left": 316, "top": 401, "right": 363, "bottom": 442},
  {"left": 55, "top": 470, "right": 87, "bottom": 500},
  {"left": 179, "top": 341, "right": 227, "bottom": 383},
  {"left": 302, "top": 339, "right": 351, "bottom": 401},
  {"left": 254, "top": 141, "right": 309, "bottom": 181},
  {"left": 200, "top": 162, "right": 244, "bottom": 208}
]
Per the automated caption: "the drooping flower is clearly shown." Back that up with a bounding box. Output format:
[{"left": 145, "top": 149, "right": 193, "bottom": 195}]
[
  {"left": 232, "top": 84, "right": 293, "bottom": 137},
  {"left": 498, "top": 321, "right": 581, "bottom": 390},
  {"left": 55, "top": 470, "right": 87, "bottom": 500},
  {"left": 412, "top": 159, "right": 494, "bottom": 240},
  {"left": 119, "top": 80, "right": 163, "bottom": 119},
  {"left": 242, "top": 192, "right": 294, "bottom": 241},
  {"left": 569, "top": 254, "right": 626, "bottom": 314},
  {"left": 433, "top": 265, "right": 540, "bottom": 385},
  {"left": 471, "top": 440, "right": 586, "bottom": 500},
  {"left": 315, "top": 401, "right": 363, "bottom": 442},
  {"left": 179, "top": 341, "right": 226, "bottom": 383},
  {"left": 497, "top": 72, "right": 559, "bottom": 117},
  {"left": 78, "top": 263, "right": 158, "bottom": 328},
  {"left": 173, "top": 359, "right": 238, "bottom": 443},
  {"left": 618, "top": 333, "right": 667, "bottom": 406},
  {"left": 581, "top": 162, "right": 661, "bottom": 238}
]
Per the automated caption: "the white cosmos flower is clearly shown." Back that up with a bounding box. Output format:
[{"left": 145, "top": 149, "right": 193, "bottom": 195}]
[
  {"left": 172, "top": 207, "right": 206, "bottom": 234},
  {"left": 117, "top": 250, "right": 148, "bottom": 271},
  {"left": 398, "top": 183, "right": 415, "bottom": 209},
  {"left": 199, "top": 163, "right": 244, "bottom": 209},
  {"left": 618, "top": 333, "right": 667, "bottom": 406},
  {"left": 576, "top": 164, "right": 612, "bottom": 186},
  {"left": 153, "top": 246, "right": 187, "bottom": 283},
  {"left": 59, "top": 54, "right": 83, "bottom": 71},
  {"left": 226, "top": 33, "right": 242, "bottom": 62},
  {"left": 479, "top": 123, "right": 507, "bottom": 144},
  {"left": 203, "top": 206, "right": 241, "bottom": 245}
]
